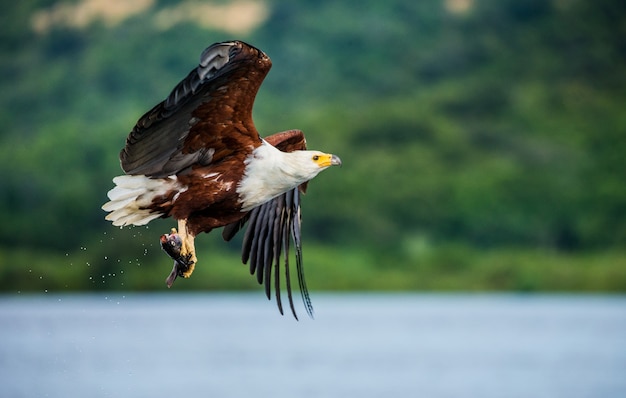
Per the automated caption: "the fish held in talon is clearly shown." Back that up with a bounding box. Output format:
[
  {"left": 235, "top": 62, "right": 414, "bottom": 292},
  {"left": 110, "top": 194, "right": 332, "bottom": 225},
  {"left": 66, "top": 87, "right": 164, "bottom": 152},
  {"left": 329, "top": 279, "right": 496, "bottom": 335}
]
[
  {"left": 160, "top": 229, "right": 189, "bottom": 287},
  {"left": 101, "top": 41, "right": 341, "bottom": 319},
  {"left": 160, "top": 229, "right": 182, "bottom": 261}
]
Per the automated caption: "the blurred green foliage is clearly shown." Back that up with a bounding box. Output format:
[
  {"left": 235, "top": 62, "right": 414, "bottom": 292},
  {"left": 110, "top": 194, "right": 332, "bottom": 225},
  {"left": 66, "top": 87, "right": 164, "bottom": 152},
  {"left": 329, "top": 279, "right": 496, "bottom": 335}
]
[{"left": 0, "top": 0, "right": 624, "bottom": 293}]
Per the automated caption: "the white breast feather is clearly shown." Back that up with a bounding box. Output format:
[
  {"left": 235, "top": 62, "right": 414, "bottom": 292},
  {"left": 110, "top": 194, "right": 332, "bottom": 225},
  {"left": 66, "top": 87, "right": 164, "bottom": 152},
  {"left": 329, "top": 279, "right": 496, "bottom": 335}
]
[{"left": 237, "top": 141, "right": 312, "bottom": 211}]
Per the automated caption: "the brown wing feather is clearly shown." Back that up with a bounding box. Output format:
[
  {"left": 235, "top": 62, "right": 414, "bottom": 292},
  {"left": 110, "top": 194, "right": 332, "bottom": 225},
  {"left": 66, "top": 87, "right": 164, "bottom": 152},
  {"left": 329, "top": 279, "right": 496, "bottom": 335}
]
[
  {"left": 263, "top": 129, "right": 307, "bottom": 150},
  {"left": 120, "top": 41, "right": 272, "bottom": 177}
]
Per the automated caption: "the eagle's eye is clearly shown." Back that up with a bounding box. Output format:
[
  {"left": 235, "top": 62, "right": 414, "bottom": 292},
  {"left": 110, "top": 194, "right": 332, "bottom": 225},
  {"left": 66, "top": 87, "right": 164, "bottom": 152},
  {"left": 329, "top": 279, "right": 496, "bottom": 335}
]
[{"left": 312, "top": 155, "right": 320, "bottom": 161}]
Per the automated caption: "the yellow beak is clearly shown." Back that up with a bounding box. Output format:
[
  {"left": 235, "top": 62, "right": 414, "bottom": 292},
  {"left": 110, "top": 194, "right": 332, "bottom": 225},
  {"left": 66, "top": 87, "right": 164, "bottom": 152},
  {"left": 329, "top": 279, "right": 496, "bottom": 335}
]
[{"left": 318, "top": 154, "right": 342, "bottom": 168}]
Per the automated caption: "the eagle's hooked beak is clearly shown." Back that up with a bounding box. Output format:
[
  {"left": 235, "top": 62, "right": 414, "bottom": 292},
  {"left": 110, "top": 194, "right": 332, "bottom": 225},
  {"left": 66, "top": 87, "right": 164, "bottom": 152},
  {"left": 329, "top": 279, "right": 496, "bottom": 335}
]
[{"left": 330, "top": 154, "right": 342, "bottom": 167}]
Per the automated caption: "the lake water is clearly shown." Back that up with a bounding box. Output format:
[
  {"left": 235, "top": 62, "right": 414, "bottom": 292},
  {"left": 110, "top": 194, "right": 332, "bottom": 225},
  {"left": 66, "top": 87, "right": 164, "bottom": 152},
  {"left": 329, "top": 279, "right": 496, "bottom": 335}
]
[{"left": 1, "top": 293, "right": 625, "bottom": 398}]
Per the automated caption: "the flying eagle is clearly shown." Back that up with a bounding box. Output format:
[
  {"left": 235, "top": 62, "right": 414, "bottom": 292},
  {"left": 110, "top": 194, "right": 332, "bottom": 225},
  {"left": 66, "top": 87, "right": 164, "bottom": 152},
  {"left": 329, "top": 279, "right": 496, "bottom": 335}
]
[{"left": 102, "top": 41, "right": 341, "bottom": 318}]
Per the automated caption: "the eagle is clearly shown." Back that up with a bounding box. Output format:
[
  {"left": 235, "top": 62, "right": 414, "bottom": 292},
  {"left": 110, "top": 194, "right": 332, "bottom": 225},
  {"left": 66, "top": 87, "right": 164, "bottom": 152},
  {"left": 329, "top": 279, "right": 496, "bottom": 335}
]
[{"left": 101, "top": 41, "right": 341, "bottom": 318}]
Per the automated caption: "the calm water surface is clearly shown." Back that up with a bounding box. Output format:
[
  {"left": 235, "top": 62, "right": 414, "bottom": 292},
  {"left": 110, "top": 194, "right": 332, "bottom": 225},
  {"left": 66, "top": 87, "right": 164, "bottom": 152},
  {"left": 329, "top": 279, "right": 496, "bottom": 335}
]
[{"left": 1, "top": 293, "right": 625, "bottom": 398}]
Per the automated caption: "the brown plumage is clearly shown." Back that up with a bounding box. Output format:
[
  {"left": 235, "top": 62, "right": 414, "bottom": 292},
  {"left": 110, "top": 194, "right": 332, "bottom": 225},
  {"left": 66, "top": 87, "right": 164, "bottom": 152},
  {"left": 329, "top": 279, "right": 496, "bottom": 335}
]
[{"left": 102, "top": 41, "right": 341, "bottom": 318}]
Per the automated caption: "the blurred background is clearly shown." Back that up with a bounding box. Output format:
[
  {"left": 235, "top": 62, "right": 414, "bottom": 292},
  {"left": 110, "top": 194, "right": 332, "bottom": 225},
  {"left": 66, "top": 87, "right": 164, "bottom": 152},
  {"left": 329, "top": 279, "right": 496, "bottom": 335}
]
[
  {"left": 1, "top": 1, "right": 626, "bottom": 397},
  {"left": 1, "top": 0, "right": 624, "bottom": 293}
]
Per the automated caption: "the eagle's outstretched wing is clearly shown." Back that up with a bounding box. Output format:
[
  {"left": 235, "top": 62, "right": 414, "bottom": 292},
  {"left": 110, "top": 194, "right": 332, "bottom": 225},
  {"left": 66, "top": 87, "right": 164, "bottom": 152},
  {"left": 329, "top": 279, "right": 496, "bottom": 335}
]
[
  {"left": 222, "top": 129, "right": 313, "bottom": 319},
  {"left": 120, "top": 41, "right": 271, "bottom": 177}
]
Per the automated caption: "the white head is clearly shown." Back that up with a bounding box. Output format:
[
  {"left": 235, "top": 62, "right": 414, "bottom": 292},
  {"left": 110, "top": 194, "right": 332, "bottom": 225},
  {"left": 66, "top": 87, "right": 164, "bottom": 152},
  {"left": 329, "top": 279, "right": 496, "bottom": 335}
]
[
  {"left": 281, "top": 150, "right": 343, "bottom": 181},
  {"left": 237, "top": 144, "right": 342, "bottom": 211}
]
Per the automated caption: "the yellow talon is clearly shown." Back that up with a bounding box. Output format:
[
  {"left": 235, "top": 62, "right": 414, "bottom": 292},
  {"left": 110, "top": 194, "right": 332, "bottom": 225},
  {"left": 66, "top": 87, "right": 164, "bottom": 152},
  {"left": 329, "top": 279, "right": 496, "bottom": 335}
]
[{"left": 177, "top": 219, "right": 197, "bottom": 278}]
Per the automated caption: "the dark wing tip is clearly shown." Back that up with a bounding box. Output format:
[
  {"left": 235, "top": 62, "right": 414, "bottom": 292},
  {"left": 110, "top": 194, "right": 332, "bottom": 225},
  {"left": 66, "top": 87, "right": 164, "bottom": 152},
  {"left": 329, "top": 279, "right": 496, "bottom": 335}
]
[
  {"left": 119, "top": 40, "right": 271, "bottom": 177},
  {"left": 223, "top": 188, "right": 314, "bottom": 320},
  {"left": 162, "top": 40, "right": 270, "bottom": 115}
]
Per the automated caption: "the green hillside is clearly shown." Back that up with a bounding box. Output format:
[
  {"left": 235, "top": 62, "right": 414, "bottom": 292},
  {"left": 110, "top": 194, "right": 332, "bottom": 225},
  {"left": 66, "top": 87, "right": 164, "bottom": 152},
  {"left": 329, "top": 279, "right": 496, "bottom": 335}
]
[{"left": 1, "top": 0, "right": 625, "bottom": 293}]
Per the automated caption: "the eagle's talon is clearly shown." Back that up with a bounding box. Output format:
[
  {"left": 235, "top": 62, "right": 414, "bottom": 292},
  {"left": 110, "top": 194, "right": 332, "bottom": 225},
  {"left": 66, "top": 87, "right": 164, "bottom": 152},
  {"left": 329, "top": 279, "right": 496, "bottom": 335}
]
[
  {"left": 175, "top": 253, "right": 195, "bottom": 277},
  {"left": 178, "top": 254, "right": 196, "bottom": 278},
  {"left": 165, "top": 255, "right": 196, "bottom": 287}
]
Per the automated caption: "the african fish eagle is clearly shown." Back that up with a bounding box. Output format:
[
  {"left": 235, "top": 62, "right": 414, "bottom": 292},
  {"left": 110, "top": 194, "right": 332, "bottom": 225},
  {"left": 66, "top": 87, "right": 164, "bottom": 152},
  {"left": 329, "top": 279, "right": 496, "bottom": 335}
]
[{"left": 102, "top": 41, "right": 341, "bottom": 318}]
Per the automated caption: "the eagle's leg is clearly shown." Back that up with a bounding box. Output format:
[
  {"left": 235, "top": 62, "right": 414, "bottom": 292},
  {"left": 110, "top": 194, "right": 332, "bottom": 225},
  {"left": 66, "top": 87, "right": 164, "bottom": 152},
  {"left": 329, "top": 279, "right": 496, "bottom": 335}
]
[
  {"left": 177, "top": 218, "right": 197, "bottom": 278},
  {"left": 160, "top": 219, "right": 197, "bottom": 287}
]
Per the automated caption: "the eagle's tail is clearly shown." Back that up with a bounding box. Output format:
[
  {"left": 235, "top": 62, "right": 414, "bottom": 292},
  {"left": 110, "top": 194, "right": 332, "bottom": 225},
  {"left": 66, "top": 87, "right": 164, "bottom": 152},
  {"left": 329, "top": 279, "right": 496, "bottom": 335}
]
[{"left": 102, "top": 175, "right": 177, "bottom": 227}]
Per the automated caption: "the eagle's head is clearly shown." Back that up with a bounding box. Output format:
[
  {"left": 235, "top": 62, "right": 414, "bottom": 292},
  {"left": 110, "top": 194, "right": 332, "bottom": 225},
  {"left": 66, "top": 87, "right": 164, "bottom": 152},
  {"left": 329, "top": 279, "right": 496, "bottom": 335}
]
[
  {"left": 288, "top": 150, "right": 342, "bottom": 180},
  {"left": 238, "top": 143, "right": 342, "bottom": 211}
]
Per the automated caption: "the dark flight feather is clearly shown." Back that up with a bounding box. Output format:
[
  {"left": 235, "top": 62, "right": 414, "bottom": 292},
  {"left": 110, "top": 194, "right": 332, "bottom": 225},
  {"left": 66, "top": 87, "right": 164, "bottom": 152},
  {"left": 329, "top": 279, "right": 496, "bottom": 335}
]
[{"left": 120, "top": 41, "right": 271, "bottom": 177}]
